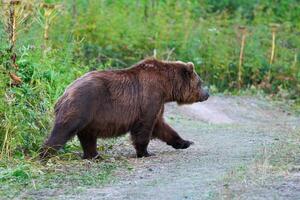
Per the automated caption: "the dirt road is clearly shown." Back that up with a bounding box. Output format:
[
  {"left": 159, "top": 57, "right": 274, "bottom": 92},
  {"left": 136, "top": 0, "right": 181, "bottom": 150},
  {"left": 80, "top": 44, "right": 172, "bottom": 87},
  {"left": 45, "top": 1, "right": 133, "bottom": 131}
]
[{"left": 47, "top": 96, "right": 300, "bottom": 199}]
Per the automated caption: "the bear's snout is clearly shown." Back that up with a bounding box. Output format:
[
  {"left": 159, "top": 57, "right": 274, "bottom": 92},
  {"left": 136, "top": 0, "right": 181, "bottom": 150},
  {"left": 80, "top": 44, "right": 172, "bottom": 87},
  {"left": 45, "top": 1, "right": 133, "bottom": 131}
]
[{"left": 199, "top": 89, "right": 209, "bottom": 102}]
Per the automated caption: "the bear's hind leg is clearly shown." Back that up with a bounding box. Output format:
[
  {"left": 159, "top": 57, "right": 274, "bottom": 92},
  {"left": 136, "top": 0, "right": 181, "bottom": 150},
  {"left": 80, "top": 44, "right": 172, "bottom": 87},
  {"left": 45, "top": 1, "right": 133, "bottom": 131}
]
[
  {"left": 77, "top": 132, "right": 98, "bottom": 159},
  {"left": 41, "top": 123, "right": 78, "bottom": 158}
]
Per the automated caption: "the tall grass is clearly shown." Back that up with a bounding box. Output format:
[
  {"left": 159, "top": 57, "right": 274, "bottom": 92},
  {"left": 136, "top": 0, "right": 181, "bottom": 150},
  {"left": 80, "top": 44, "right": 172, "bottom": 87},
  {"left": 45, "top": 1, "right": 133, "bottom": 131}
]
[
  {"left": 0, "top": 1, "right": 299, "bottom": 198},
  {"left": 0, "top": 0, "right": 299, "bottom": 159}
]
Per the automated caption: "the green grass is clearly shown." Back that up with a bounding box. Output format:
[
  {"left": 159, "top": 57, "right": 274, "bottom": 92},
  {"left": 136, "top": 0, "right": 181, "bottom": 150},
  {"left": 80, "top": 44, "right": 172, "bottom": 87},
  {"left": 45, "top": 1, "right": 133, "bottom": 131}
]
[
  {"left": 0, "top": 137, "right": 128, "bottom": 199},
  {"left": 0, "top": 158, "right": 120, "bottom": 199},
  {"left": 0, "top": 0, "right": 299, "bottom": 158},
  {"left": 0, "top": 0, "right": 300, "bottom": 198}
]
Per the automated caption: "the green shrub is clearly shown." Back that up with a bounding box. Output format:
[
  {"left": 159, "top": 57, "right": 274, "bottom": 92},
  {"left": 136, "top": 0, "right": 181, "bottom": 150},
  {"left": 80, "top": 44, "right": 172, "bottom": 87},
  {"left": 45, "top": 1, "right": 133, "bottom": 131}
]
[{"left": 0, "top": 0, "right": 299, "bottom": 159}]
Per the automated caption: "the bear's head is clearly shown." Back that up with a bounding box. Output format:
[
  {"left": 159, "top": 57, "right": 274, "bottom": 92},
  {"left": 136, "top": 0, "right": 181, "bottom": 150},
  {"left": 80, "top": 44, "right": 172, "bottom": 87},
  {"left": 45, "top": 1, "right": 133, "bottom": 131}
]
[{"left": 172, "top": 61, "right": 209, "bottom": 104}]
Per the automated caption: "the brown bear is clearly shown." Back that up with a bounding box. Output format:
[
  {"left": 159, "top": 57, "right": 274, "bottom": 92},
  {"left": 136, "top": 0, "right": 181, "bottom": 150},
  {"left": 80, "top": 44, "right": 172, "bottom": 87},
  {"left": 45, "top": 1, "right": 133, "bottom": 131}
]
[{"left": 41, "top": 58, "right": 209, "bottom": 159}]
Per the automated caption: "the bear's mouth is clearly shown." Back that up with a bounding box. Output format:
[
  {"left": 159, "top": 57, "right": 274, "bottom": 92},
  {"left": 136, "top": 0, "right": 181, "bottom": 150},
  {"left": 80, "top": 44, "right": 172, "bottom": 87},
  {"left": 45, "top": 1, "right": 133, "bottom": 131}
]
[
  {"left": 176, "top": 100, "right": 196, "bottom": 105},
  {"left": 177, "top": 102, "right": 188, "bottom": 106},
  {"left": 199, "top": 94, "right": 209, "bottom": 102}
]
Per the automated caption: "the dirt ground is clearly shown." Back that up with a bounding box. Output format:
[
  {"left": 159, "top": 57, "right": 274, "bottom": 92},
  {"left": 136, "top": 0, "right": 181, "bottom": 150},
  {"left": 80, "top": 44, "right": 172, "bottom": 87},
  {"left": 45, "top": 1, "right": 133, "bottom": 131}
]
[{"left": 30, "top": 96, "right": 300, "bottom": 200}]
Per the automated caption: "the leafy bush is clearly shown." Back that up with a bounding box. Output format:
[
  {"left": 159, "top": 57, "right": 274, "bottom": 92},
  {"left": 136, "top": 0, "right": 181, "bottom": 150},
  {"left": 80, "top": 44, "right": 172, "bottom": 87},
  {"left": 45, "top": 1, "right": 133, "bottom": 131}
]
[{"left": 0, "top": 0, "right": 299, "bottom": 159}]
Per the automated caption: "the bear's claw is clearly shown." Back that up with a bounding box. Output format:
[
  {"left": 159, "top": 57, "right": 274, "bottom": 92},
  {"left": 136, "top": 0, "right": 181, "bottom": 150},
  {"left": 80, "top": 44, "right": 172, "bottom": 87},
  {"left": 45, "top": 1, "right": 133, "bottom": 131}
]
[{"left": 171, "top": 140, "right": 194, "bottom": 149}]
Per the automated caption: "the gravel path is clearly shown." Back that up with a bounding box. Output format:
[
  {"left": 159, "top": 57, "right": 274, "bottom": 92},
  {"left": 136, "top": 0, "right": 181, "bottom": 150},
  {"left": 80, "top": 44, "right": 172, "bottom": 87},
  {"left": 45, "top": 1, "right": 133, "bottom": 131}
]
[{"left": 60, "top": 96, "right": 299, "bottom": 200}]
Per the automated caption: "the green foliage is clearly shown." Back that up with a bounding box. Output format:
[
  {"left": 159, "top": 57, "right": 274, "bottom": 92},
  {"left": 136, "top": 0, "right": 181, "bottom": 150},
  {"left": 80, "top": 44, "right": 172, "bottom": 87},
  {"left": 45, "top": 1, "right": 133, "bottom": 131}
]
[
  {"left": 0, "top": 0, "right": 299, "bottom": 196},
  {"left": 0, "top": 0, "right": 299, "bottom": 157},
  {"left": 0, "top": 157, "right": 119, "bottom": 198}
]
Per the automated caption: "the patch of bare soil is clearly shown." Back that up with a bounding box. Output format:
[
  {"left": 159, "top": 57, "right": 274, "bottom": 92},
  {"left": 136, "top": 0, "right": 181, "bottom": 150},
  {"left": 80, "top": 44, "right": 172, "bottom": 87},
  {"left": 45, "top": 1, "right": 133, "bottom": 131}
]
[{"left": 29, "top": 96, "right": 300, "bottom": 200}]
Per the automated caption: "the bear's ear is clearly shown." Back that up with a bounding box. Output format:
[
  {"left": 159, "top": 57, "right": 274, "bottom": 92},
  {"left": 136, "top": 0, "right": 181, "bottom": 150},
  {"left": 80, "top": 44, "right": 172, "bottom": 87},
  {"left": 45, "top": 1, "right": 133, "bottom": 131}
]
[
  {"left": 181, "top": 63, "right": 194, "bottom": 81},
  {"left": 186, "top": 62, "right": 195, "bottom": 72}
]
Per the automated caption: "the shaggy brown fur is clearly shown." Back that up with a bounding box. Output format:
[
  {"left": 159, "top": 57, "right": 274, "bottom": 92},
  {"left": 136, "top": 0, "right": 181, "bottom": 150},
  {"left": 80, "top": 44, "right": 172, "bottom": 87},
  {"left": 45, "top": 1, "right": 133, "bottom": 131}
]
[{"left": 41, "top": 58, "right": 209, "bottom": 159}]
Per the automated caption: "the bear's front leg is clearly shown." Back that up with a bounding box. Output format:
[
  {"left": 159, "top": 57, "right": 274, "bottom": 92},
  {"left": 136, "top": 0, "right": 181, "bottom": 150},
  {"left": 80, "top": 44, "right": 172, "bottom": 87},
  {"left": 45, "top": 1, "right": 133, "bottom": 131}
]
[
  {"left": 131, "top": 120, "right": 156, "bottom": 158},
  {"left": 152, "top": 118, "right": 193, "bottom": 149}
]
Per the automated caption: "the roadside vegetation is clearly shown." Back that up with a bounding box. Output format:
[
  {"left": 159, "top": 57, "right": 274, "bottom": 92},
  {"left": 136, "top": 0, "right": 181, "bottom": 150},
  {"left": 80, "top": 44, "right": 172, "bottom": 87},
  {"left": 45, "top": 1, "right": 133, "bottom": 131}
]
[
  {"left": 0, "top": 0, "right": 299, "bottom": 198},
  {"left": 219, "top": 126, "right": 300, "bottom": 199}
]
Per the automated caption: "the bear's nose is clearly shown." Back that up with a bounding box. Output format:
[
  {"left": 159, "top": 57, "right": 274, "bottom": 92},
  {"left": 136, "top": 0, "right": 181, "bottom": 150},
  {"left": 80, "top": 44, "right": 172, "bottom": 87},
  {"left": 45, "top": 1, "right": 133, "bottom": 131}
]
[
  {"left": 199, "top": 88, "right": 209, "bottom": 102},
  {"left": 203, "top": 90, "right": 209, "bottom": 100}
]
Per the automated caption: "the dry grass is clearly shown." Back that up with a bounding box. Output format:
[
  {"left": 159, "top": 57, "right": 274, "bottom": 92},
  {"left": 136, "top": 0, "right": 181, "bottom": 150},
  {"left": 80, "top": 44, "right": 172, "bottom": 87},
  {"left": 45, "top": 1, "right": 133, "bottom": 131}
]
[{"left": 219, "top": 129, "right": 300, "bottom": 199}]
